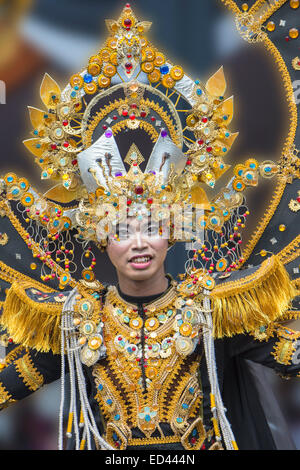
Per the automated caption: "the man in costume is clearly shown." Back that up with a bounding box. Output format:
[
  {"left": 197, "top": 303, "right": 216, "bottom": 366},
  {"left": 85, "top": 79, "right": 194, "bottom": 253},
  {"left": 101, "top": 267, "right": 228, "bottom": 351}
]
[{"left": 0, "top": 3, "right": 299, "bottom": 450}]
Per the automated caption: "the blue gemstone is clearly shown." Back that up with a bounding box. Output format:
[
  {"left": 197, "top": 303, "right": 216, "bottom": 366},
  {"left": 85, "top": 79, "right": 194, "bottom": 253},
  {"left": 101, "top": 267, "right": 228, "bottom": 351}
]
[
  {"left": 196, "top": 89, "right": 202, "bottom": 96},
  {"left": 236, "top": 183, "right": 242, "bottom": 189},
  {"left": 250, "top": 163, "right": 256, "bottom": 168},
  {"left": 246, "top": 173, "right": 253, "bottom": 180},
  {"left": 98, "top": 384, "right": 103, "bottom": 391},
  {"left": 189, "top": 387, "right": 195, "bottom": 394},
  {"left": 160, "top": 65, "right": 169, "bottom": 74},
  {"left": 223, "top": 115, "right": 228, "bottom": 120},
  {"left": 114, "top": 414, "right": 120, "bottom": 421},
  {"left": 39, "top": 159, "right": 44, "bottom": 163},
  {"left": 195, "top": 80, "right": 200, "bottom": 85},
  {"left": 36, "top": 144, "right": 41, "bottom": 149},
  {"left": 182, "top": 403, "right": 189, "bottom": 409},
  {"left": 112, "top": 432, "right": 118, "bottom": 440},
  {"left": 192, "top": 429, "right": 197, "bottom": 436},
  {"left": 71, "top": 91, "right": 77, "bottom": 98},
  {"left": 74, "top": 86, "right": 79, "bottom": 90},
  {"left": 222, "top": 147, "right": 227, "bottom": 152},
  {"left": 265, "top": 167, "right": 271, "bottom": 172},
  {"left": 7, "top": 177, "right": 13, "bottom": 182},
  {"left": 107, "top": 399, "right": 112, "bottom": 405},
  {"left": 12, "top": 189, "right": 19, "bottom": 195},
  {"left": 34, "top": 130, "right": 38, "bottom": 135},
  {"left": 84, "top": 73, "right": 93, "bottom": 83},
  {"left": 145, "top": 415, "right": 151, "bottom": 422}
]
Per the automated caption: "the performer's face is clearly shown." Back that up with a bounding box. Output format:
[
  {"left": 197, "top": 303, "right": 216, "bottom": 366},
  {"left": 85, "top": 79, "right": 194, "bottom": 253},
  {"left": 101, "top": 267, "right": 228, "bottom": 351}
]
[{"left": 106, "top": 217, "right": 168, "bottom": 282}]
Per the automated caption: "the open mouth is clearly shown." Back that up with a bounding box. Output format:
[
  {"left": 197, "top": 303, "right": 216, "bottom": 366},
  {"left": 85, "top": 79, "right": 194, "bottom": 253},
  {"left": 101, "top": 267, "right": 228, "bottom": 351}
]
[{"left": 128, "top": 255, "right": 153, "bottom": 267}]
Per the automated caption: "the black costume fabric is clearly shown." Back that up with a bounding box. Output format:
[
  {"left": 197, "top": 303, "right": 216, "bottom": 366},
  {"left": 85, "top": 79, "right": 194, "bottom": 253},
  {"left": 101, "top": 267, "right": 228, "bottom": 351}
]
[{"left": 0, "top": 280, "right": 299, "bottom": 451}]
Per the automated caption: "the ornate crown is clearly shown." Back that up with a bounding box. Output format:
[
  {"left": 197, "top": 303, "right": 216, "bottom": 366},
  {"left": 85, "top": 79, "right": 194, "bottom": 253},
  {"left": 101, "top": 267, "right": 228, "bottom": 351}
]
[{"left": 0, "top": 4, "right": 279, "bottom": 287}]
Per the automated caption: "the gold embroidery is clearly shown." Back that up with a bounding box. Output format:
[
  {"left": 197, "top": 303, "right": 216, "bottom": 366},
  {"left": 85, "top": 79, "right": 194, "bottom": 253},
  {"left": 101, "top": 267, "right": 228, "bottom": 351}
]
[
  {"left": 272, "top": 326, "right": 300, "bottom": 365},
  {"left": 15, "top": 352, "right": 44, "bottom": 391},
  {"left": 277, "top": 235, "right": 300, "bottom": 265},
  {"left": 0, "top": 382, "right": 16, "bottom": 409},
  {"left": 127, "top": 435, "right": 181, "bottom": 446},
  {"left": 92, "top": 288, "right": 205, "bottom": 450}
]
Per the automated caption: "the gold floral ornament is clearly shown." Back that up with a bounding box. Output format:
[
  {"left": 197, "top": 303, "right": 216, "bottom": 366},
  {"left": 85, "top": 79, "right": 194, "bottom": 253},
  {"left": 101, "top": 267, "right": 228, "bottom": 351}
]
[
  {"left": 184, "top": 67, "right": 238, "bottom": 190},
  {"left": 23, "top": 74, "right": 84, "bottom": 194}
]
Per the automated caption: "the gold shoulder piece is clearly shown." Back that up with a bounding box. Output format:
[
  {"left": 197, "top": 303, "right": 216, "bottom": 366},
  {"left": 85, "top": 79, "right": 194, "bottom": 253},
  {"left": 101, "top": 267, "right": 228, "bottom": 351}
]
[
  {"left": 1, "top": 281, "right": 63, "bottom": 354},
  {"left": 211, "top": 256, "right": 297, "bottom": 338}
]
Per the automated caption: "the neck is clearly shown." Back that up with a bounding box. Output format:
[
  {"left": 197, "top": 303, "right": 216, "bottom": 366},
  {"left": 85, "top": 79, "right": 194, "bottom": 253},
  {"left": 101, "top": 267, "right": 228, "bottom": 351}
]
[{"left": 117, "top": 269, "right": 168, "bottom": 298}]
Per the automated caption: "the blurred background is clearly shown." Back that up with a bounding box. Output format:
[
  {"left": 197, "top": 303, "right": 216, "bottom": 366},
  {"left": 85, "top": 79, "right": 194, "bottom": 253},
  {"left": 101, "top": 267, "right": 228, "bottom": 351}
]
[{"left": 0, "top": 0, "right": 299, "bottom": 450}]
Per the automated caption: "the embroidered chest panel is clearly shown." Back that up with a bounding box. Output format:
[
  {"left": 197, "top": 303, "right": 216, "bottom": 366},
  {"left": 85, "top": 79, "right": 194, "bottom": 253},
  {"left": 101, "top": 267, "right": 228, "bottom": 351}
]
[{"left": 92, "top": 286, "right": 205, "bottom": 449}]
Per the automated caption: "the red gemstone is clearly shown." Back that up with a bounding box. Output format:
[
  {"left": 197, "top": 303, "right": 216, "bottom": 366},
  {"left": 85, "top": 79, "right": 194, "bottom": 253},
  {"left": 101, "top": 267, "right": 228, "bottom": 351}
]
[
  {"left": 72, "top": 159, "right": 78, "bottom": 166},
  {"left": 191, "top": 438, "right": 196, "bottom": 444},
  {"left": 127, "top": 54, "right": 132, "bottom": 59},
  {"left": 8, "top": 338, "right": 13, "bottom": 344},
  {"left": 130, "top": 104, "right": 137, "bottom": 109},
  {"left": 63, "top": 142, "right": 69, "bottom": 148},
  {"left": 285, "top": 36, "right": 290, "bottom": 42},
  {"left": 151, "top": 116, "right": 156, "bottom": 122},
  {"left": 62, "top": 120, "right": 68, "bottom": 126},
  {"left": 51, "top": 144, "right": 57, "bottom": 150},
  {"left": 125, "top": 62, "right": 133, "bottom": 70},
  {"left": 186, "top": 160, "right": 192, "bottom": 165},
  {"left": 122, "top": 110, "right": 128, "bottom": 117},
  {"left": 147, "top": 198, "right": 153, "bottom": 204},
  {"left": 126, "top": 3, "right": 131, "bottom": 7},
  {"left": 140, "top": 111, "right": 146, "bottom": 118},
  {"left": 113, "top": 115, "right": 118, "bottom": 120},
  {"left": 206, "top": 146, "right": 212, "bottom": 152},
  {"left": 129, "top": 114, "right": 136, "bottom": 120},
  {"left": 297, "top": 196, "right": 300, "bottom": 203},
  {"left": 102, "top": 125, "right": 108, "bottom": 130},
  {"left": 202, "top": 117, "right": 208, "bottom": 123},
  {"left": 134, "top": 186, "right": 144, "bottom": 195},
  {"left": 127, "top": 200, "right": 132, "bottom": 205},
  {"left": 124, "top": 19, "right": 132, "bottom": 26},
  {"left": 197, "top": 139, "right": 204, "bottom": 145}
]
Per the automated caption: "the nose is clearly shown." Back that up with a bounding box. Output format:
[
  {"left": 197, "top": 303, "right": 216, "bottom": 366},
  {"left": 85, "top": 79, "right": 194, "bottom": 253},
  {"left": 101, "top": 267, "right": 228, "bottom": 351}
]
[{"left": 131, "top": 229, "right": 148, "bottom": 250}]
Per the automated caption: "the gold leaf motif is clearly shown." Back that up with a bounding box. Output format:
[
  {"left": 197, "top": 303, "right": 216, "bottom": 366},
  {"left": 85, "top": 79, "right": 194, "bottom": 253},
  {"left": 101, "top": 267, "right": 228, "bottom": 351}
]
[
  {"left": 23, "top": 138, "right": 46, "bottom": 157},
  {"left": 215, "top": 96, "right": 234, "bottom": 125},
  {"left": 40, "top": 73, "right": 61, "bottom": 109},
  {"left": 28, "top": 106, "right": 46, "bottom": 129},
  {"left": 205, "top": 66, "right": 227, "bottom": 97}
]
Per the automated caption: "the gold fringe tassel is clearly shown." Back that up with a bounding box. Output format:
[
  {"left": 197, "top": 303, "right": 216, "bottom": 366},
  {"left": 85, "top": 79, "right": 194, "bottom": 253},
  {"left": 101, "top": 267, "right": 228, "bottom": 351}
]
[
  {"left": 1, "top": 282, "right": 62, "bottom": 354},
  {"left": 211, "top": 256, "right": 297, "bottom": 338}
]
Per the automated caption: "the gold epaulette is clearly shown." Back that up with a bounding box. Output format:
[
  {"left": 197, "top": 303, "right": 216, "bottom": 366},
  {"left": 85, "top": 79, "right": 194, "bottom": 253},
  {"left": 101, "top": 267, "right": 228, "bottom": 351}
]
[
  {"left": 1, "top": 281, "right": 65, "bottom": 354},
  {"left": 210, "top": 255, "right": 297, "bottom": 338}
]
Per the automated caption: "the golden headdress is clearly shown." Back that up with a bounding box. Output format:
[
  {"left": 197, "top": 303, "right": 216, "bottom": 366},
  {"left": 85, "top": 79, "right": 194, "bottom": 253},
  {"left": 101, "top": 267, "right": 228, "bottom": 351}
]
[{"left": 1, "top": 4, "right": 279, "bottom": 287}]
